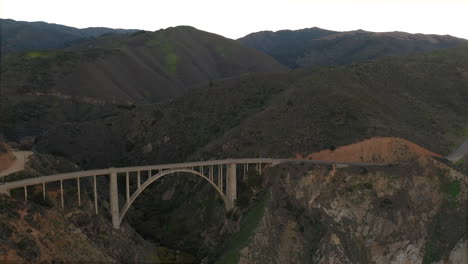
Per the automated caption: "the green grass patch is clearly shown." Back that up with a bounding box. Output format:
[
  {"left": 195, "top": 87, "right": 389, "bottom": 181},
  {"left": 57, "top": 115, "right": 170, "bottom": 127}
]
[
  {"left": 423, "top": 242, "right": 438, "bottom": 264},
  {"left": 25, "top": 51, "right": 49, "bottom": 59},
  {"left": 422, "top": 200, "right": 464, "bottom": 263},
  {"left": 155, "top": 246, "right": 196, "bottom": 263},
  {"left": 144, "top": 246, "right": 196, "bottom": 263},
  {"left": 463, "top": 128, "right": 468, "bottom": 136},
  {"left": 146, "top": 36, "right": 178, "bottom": 75},
  {"left": 423, "top": 171, "right": 465, "bottom": 263},
  {"left": 166, "top": 53, "right": 178, "bottom": 75},
  {"left": 215, "top": 45, "right": 230, "bottom": 57},
  {"left": 215, "top": 194, "right": 268, "bottom": 264},
  {"left": 454, "top": 158, "right": 464, "bottom": 166},
  {"left": 146, "top": 36, "right": 173, "bottom": 54},
  {"left": 442, "top": 179, "right": 461, "bottom": 199}
]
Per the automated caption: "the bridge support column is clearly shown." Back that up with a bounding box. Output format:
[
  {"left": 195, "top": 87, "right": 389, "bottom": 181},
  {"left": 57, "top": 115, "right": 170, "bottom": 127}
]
[
  {"left": 110, "top": 171, "right": 120, "bottom": 229},
  {"left": 226, "top": 163, "right": 237, "bottom": 210}
]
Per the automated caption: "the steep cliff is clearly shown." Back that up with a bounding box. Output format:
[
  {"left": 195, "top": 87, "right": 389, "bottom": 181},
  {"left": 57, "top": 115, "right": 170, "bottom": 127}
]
[{"left": 222, "top": 157, "right": 467, "bottom": 263}]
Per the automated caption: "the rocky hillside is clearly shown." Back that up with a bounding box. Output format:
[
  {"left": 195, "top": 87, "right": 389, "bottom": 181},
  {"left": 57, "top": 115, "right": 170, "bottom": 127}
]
[
  {"left": 0, "top": 153, "right": 145, "bottom": 263},
  {"left": 120, "top": 133, "right": 468, "bottom": 263},
  {"left": 228, "top": 156, "right": 467, "bottom": 264},
  {"left": 238, "top": 28, "right": 468, "bottom": 68},
  {"left": 0, "top": 195, "right": 155, "bottom": 263},
  {"left": 1, "top": 139, "right": 466, "bottom": 263},
  {"left": 1, "top": 26, "right": 286, "bottom": 103},
  {"left": 0, "top": 19, "right": 137, "bottom": 56},
  {"left": 0, "top": 152, "right": 198, "bottom": 263}
]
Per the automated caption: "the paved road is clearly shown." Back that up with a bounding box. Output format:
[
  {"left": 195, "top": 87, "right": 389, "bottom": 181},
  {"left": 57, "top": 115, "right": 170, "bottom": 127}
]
[
  {"left": 0, "top": 151, "right": 33, "bottom": 177},
  {"left": 446, "top": 139, "right": 468, "bottom": 162}
]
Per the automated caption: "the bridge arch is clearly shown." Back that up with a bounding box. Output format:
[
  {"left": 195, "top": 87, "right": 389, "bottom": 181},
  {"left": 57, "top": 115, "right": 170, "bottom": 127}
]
[{"left": 118, "top": 168, "right": 230, "bottom": 226}]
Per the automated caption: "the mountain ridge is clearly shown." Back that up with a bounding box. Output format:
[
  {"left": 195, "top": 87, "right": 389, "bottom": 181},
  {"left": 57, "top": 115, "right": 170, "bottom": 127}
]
[
  {"left": 0, "top": 18, "right": 138, "bottom": 56},
  {"left": 238, "top": 27, "right": 468, "bottom": 68},
  {"left": 1, "top": 25, "right": 286, "bottom": 103}
]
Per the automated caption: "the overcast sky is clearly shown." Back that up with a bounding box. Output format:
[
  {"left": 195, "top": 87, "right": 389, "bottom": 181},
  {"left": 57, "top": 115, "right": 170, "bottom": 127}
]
[{"left": 1, "top": 0, "right": 467, "bottom": 39}]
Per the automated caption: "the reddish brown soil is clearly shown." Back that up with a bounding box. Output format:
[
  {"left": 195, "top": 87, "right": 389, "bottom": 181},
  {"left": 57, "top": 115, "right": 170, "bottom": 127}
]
[
  {"left": 297, "top": 137, "right": 442, "bottom": 163},
  {"left": 0, "top": 143, "right": 15, "bottom": 172}
]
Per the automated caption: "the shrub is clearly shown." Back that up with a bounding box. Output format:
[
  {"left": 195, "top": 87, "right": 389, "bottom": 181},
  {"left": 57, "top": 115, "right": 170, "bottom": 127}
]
[
  {"left": 246, "top": 170, "right": 262, "bottom": 190},
  {"left": 235, "top": 193, "right": 250, "bottom": 209},
  {"left": 15, "top": 237, "right": 41, "bottom": 261}
]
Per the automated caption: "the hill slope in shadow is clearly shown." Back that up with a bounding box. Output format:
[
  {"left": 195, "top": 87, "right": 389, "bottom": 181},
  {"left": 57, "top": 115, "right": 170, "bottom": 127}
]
[
  {"left": 1, "top": 26, "right": 286, "bottom": 103},
  {"left": 1, "top": 46, "right": 465, "bottom": 168},
  {"left": 238, "top": 27, "right": 468, "bottom": 68},
  {"left": 0, "top": 18, "right": 137, "bottom": 56}
]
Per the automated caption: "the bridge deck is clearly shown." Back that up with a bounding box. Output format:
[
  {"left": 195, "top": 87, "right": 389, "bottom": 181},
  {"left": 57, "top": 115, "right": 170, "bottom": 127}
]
[{"left": 0, "top": 158, "right": 388, "bottom": 191}]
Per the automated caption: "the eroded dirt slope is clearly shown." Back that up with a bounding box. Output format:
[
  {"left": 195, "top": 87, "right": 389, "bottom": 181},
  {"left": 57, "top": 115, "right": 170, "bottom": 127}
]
[
  {"left": 298, "top": 137, "right": 442, "bottom": 163},
  {"left": 0, "top": 143, "right": 15, "bottom": 173}
]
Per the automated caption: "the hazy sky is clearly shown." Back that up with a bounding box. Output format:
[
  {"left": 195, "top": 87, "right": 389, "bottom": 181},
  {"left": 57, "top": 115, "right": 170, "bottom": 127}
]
[{"left": 2, "top": 0, "right": 467, "bottom": 39}]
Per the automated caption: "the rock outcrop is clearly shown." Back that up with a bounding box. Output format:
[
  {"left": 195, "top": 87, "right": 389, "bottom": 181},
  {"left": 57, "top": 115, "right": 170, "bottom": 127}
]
[{"left": 236, "top": 156, "right": 466, "bottom": 263}]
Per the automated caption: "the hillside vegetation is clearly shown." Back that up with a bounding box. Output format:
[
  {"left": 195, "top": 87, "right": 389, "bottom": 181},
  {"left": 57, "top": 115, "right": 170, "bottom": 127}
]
[
  {"left": 1, "top": 46, "right": 467, "bottom": 169},
  {"left": 0, "top": 19, "right": 137, "bottom": 56},
  {"left": 1, "top": 26, "right": 286, "bottom": 103},
  {"left": 0, "top": 153, "right": 169, "bottom": 263},
  {"left": 238, "top": 27, "right": 468, "bottom": 68}
]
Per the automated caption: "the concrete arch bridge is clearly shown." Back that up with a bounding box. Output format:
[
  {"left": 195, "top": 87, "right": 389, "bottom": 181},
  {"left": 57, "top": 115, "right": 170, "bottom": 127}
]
[{"left": 0, "top": 158, "right": 379, "bottom": 229}]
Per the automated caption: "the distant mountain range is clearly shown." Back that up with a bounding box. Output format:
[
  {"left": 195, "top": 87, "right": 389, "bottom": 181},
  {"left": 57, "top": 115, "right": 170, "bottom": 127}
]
[
  {"left": 1, "top": 25, "right": 285, "bottom": 103},
  {"left": 238, "top": 27, "right": 468, "bottom": 68},
  {"left": 0, "top": 19, "right": 138, "bottom": 56},
  {"left": 1, "top": 19, "right": 467, "bottom": 162}
]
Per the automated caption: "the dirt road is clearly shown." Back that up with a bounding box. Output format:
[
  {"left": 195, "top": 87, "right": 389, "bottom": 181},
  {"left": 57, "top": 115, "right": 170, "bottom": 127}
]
[{"left": 0, "top": 151, "right": 33, "bottom": 177}]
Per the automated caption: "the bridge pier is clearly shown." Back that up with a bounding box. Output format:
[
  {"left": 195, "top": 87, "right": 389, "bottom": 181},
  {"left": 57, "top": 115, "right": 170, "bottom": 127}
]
[
  {"left": 226, "top": 163, "right": 237, "bottom": 210},
  {"left": 110, "top": 171, "right": 120, "bottom": 229}
]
